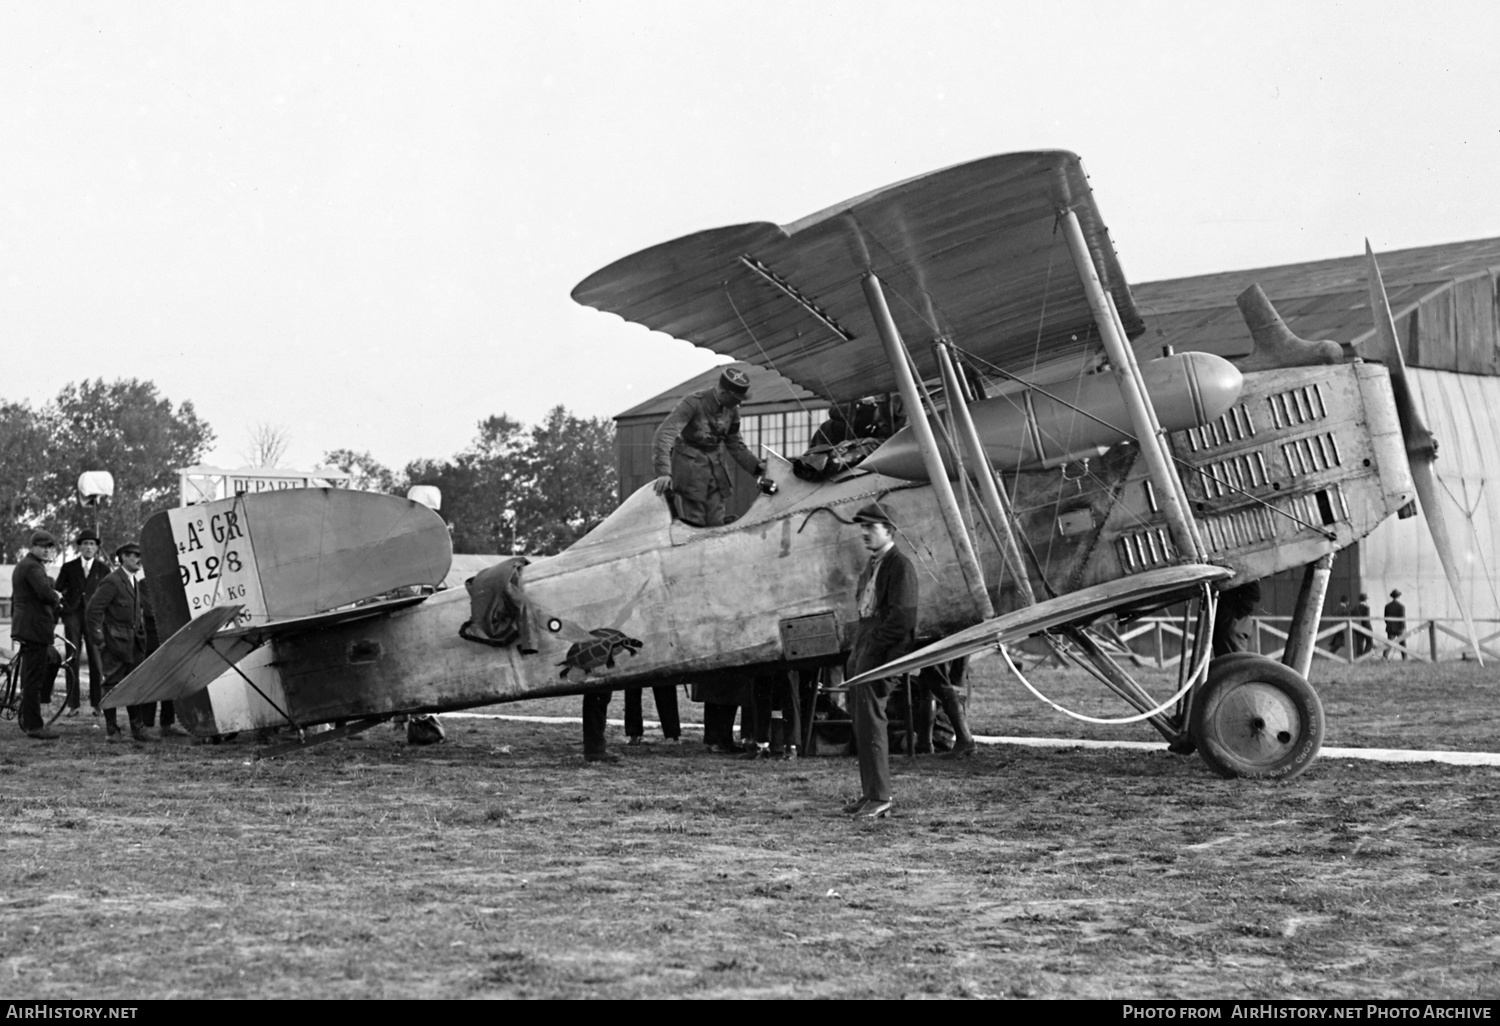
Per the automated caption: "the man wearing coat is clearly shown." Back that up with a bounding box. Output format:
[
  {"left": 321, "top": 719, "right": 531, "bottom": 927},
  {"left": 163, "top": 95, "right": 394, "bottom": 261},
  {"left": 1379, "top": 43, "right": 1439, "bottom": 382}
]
[
  {"left": 57, "top": 528, "right": 110, "bottom": 715},
  {"left": 10, "top": 529, "right": 63, "bottom": 740},
  {"left": 86, "top": 541, "right": 156, "bottom": 743},
  {"left": 1384, "top": 589, "right": 1408, "bottom": 661},
  {"left": 651, "top": 366, "right": 766, "bottom": 528},
  {"left": 842, "top": 503, "right": 918, "bottom": 819}
]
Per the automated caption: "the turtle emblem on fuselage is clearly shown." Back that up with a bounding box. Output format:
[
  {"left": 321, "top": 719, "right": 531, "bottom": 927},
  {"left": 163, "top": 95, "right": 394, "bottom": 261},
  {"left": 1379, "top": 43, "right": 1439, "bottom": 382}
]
[{"left": 557, "top": 628, "right": 643, "bottom": 680}]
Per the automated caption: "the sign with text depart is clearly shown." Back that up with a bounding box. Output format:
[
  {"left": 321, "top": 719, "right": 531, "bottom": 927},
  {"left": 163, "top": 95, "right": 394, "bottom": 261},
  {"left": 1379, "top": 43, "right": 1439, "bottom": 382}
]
[{"left": 165, "top": 499, "right": 266, "bottom": 626}]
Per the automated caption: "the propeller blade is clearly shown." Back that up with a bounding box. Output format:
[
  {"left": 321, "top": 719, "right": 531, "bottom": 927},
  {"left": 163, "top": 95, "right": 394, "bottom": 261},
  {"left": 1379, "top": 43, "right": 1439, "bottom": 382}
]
[
  {"left": 1364, "top": 241, "right": 1436, "bottom": 461},
  {"left": 1410, "top": 457, "right": 1483, "bottom": 665},
  {"left": 1366, "top": 243, "right": 1483, "bottom": 664}
]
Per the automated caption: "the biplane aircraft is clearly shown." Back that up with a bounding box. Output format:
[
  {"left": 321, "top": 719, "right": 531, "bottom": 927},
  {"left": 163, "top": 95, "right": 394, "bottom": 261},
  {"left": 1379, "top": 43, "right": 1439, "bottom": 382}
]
[{"left": 106, "top": 150, "right": 1474, "bottom": 778}]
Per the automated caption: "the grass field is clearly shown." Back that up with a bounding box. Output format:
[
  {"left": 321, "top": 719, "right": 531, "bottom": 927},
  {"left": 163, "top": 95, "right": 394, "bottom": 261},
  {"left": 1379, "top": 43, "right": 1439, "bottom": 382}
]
[{"left": 3, "top": 659, "right": 1498, "bottom": 999}]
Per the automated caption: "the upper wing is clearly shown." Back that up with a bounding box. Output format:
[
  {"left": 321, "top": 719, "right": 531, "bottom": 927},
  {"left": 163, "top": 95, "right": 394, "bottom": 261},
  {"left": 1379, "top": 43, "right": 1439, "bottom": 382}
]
[{"left": 572, "top": 151, "right": 1141, "bottom": 400}]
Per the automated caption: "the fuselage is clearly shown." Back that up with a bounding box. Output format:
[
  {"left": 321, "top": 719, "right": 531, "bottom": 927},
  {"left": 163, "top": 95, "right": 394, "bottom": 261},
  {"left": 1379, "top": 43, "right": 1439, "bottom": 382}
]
[{"left": 176, "top": 359, "right": 1412, "bottom": 736}]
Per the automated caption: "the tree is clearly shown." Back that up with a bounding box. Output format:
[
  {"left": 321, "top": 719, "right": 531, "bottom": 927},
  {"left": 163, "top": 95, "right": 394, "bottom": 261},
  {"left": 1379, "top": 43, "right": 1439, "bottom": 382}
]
[
  {"left": 44, "top": 378, "right": 216, "bottom": 549},
  {"left": 242, "top": 422, "right": 291, "bottom": 468},
  {"left": 403, "top": 455, "right": 494, "bottom": 553},
  {"left": 400, "top": 409, "right": 614, "bottom": 556},
  {"left": 0, "top": 401, "right": 53, "bottom": 560},
  {"left": 323, "top": 448, "right": 402, "bottom": 494},
  {"left": 403, "top": 414, "right": 526, "bottom": 554},
  {"left": 515, "top": 406, "right": 618, "bottom": 554}
]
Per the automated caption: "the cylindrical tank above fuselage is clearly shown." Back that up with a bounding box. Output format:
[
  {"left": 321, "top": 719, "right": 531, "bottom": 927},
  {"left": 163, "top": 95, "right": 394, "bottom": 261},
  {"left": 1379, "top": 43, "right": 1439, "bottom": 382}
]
[{"left": 861, "top": 351, "right": 1244, "bottom": 480}]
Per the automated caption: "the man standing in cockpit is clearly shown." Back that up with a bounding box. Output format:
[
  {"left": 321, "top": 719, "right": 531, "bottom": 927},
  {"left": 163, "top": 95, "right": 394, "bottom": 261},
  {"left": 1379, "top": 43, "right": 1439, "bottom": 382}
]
[{"left": 651, "top": 366, "right": 765, "bottom": 527}]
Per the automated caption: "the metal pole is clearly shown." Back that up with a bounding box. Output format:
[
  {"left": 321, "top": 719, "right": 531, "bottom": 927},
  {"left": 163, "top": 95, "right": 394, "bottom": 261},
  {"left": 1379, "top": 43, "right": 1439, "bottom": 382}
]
[
  {"left": 1104, "top": 292, "right": 1206, "bottom": 561},
  {"left": 861, "top": 273, "right": 994, "bottom": 620},
  {"left": 933, "top": 342, "right": 1035, "bottom": 608},
  {"left": 1058, "top": 208, "right": 1205, "bottom": 563},
  {"left": 1283, "top": 553, "right": 1334, "bottom": 678}
]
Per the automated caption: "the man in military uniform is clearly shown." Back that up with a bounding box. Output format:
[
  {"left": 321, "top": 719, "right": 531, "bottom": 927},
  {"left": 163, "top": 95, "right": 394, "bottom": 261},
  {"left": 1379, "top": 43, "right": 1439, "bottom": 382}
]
[
  {"left": 652, "top": 366, "right": 765, "bottom": 527},
  {"left": 10, "top": 529, "right": 63, "bottom": 740},
  {"left": 86, "top": 541, "right": 156, "bottom": 743}
]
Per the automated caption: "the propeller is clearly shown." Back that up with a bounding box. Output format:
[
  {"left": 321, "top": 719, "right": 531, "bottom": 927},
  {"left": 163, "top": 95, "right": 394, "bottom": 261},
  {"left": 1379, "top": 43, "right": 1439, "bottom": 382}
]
[{"left": 1363, "top": 241, "right": 1483, "bottom": 664}]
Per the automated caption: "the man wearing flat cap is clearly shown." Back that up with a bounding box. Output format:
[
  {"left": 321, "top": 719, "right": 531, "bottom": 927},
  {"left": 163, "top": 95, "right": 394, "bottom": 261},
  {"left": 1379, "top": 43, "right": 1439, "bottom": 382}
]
[
  {"left": 10, "top": 530, "right": 64, "bottom": 740},
  {"left": 57, "top": 528, "right": 110, "bottom": 716},
  {"left": 842, "top": 502, "right": 918, "bottom": 819},
  {"left": 86, "top": 541, "right": 156, "bottom": 742},
  {"left": 651, "top": 366, "right": 766, "bottom": 527}
]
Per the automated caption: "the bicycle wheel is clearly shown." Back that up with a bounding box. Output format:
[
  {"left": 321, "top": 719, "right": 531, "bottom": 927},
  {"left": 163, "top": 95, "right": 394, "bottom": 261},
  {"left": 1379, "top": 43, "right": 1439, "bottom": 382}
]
[{"left": 0, "top": 660, "right": 17, "bottom": 721}]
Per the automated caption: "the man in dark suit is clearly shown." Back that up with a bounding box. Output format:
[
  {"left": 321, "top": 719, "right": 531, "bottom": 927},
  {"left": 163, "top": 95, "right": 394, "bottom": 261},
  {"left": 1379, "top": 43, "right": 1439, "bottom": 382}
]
[
  {"left": 131, "top": 562, "right": 188, "bottom": 737},
  {"left": 1352, "top": 593, "right": 1373, "bottom": 656},
  {"left": 56, "top": 528, "right": 110, "bottom": 715},
  {"left": 86, "top": 541, "right": 156, "bottom": 743},
  {"left": 10, "top": 529, "right": 63, "bottom": 740},
  {"left": 843, "top": 503, "right": 918, "bottom": 819},
  {"left": 1384, "top": 589, "right": 1408, "bottom": 661}
]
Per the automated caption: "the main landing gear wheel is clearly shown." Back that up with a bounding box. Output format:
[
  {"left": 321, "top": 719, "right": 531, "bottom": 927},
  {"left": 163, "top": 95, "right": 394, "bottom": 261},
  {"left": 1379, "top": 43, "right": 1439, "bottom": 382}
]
[{"left": 1190, "top": 655, "right": 1325, "bottom": 780}]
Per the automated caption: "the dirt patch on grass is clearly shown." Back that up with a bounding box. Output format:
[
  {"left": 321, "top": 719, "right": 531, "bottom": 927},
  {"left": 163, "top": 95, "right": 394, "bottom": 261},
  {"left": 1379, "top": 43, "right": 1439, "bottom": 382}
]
[{"left": 4, "top": 663, "right": 1499, "bottom": 999}]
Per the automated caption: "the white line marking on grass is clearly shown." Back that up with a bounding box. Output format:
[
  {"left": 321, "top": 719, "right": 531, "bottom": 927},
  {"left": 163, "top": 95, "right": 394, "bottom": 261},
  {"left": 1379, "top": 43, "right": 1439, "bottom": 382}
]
[{"left": 442, "top": 713, "right": 1500, "bottom": 766}]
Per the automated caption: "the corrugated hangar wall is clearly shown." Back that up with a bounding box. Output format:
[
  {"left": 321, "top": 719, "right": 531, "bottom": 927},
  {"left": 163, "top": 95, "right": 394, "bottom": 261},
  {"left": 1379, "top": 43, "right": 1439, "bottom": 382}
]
[
  {"left": 1358, "top": 368, "right": 1500, "bottom": 653},
  {"left": 1266, "top": 266, "right": 1500, "bottom": 651}
]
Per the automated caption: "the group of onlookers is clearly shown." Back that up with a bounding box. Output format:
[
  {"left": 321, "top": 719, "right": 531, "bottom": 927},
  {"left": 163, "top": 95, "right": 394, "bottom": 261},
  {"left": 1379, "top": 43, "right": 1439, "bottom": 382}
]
[
  {"left": 9, "top": 528, "right": 185, "bottom": 742},
  {"left": 1328, "top": 589, "right": 1409, "bottom": 659}
]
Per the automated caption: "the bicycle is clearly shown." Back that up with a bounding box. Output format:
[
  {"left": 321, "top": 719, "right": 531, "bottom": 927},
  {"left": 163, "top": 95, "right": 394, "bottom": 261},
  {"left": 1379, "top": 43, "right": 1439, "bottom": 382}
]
[
  {"left": 0, "top": 637, "right": 74, "bottom": 728},
  {"left": 0, "top": 653, "right": 16, "bottom": 720}
]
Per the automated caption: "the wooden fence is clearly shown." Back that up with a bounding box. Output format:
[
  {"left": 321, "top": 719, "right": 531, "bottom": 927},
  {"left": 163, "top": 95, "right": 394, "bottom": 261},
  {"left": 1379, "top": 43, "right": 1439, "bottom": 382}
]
[{"left": 1109, "top": 616, "right": 1500, "bottom": 668}]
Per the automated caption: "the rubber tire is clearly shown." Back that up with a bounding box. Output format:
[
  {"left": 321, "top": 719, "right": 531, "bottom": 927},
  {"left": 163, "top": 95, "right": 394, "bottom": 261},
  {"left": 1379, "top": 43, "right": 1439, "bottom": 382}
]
[
  {"left": 0, "top": 662, "right": 15, "bottom": 720},
  {"left": 1165, "top": 653, "right": 1263, "bottom": 755},
  {"left": 1207, "top": 650, "right": 1263, "bottom": 676},
  {"left": 1190, "top": 655, "right": 1324, "bottom": 780}
]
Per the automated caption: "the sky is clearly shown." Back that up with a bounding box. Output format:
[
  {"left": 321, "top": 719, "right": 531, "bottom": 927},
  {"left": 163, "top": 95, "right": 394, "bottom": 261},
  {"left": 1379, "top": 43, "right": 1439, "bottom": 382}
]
[{"left": 3, "top": 1, "right": 1497, "bottom": 474}]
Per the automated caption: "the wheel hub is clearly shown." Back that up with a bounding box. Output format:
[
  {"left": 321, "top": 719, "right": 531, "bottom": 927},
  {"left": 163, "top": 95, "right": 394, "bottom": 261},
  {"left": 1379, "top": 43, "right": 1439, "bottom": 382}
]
[{"left": 1217, "top": 681, "right": 1302, "bottom": 762}]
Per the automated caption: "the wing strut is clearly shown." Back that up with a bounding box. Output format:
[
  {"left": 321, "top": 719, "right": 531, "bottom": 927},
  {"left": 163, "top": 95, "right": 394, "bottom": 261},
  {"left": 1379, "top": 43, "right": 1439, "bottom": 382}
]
[
  {"left": 934, "top": 341, "right": 1036, "bottom": 607},
  {"left": 861, "top": 272, "right": 994, "bottom": 620},
  {"left": 1058, "top": 208, "right": 1207, "bottom": 564}
]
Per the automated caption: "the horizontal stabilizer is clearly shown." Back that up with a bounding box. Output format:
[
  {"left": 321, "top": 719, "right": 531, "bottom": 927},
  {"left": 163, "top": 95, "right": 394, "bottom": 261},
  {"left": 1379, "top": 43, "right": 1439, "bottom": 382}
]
[
  {"left": 102, "top": 593, "right": 431, "bottom": 709},
  {"left": 101, "top": 605, "right": 257, "bottom": 708},
  {"left": 844, "top": 564, "right": 1232, "bottom": 688}
]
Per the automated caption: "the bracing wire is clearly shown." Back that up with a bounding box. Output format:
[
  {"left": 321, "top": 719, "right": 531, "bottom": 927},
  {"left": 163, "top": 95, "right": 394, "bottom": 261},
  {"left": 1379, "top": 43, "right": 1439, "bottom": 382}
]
[
  {"left": 994, "top": 584, "right": 1218, "bottom": 725},
  {"left": 950, "top": 342, "right": 1336, "bottom": 542}
]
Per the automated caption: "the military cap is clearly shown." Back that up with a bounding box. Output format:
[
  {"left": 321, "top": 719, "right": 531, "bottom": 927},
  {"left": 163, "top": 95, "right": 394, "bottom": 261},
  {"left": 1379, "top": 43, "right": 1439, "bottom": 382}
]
[
  {"left": 76, "top": 528, "right": 100, "bottom": 545},
  {"left": 29, "top": 529, "right": 57, "bottom": 547},
  {"left": 719, "top": 367, "right": 751, "bottom": 397},
  {"left": 114, "top": 541, "right": 142, "bottom": 559},
  {"left": 1390, "top": 589, "right": 1402, "bottom": 598},
  {"left": 852, "top": 503, "right": 896, "bottom": 528}
]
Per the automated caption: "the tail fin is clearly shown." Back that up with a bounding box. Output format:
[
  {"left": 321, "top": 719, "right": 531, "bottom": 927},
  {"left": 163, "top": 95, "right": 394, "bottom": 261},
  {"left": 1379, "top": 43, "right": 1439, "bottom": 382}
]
[
  {"left": 142, "top": 487, "right": 452, "bottom": 638},
  {"left": 128, "top": 488, "right": 453, "bottom": 729}
]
